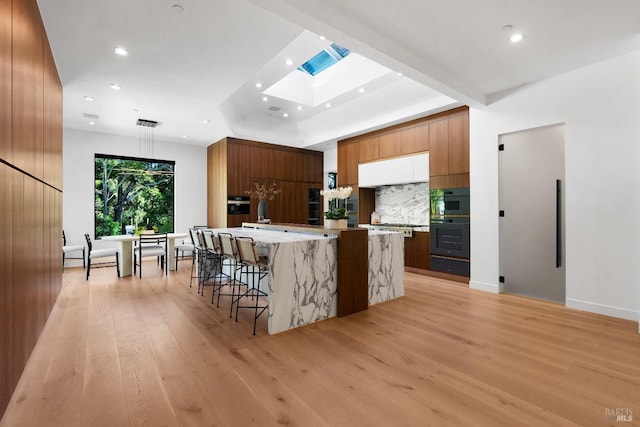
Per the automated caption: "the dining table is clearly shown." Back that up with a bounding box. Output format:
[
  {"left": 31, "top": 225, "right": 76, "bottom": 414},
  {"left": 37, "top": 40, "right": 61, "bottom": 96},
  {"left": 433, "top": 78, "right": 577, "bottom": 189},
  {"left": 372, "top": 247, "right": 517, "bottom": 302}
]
[{"left": 100, "top": 232, "right": 189, "bottom": 277}]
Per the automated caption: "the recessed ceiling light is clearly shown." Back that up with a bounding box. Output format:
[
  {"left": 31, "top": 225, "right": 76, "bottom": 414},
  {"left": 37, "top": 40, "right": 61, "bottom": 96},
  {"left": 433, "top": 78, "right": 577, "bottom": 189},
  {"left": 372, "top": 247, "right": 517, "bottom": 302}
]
[
  {"left": 325, "top": 103, "right": 331, "bottom": 108},
  {"left": 255, "top": 82, "right": 263, "bottom": 88},
  {"left": 397, "top": 72, "right": 403, "bottom": 77},
  {"left": 283, "top": 113, "right": 289, "bottom": 118},
  {"left": 358, "top": 87, "right": 365, "bottom": 93},
  {"left": 510, "top": 33, "right": 524, "bottom": 43},
  {"left": 203, "top": 119, "right": 210, "bottom": 123},
  {"left": 88, "top": 121, "right": 95, "bottom": 125},
  {"left": 297, "top": 105, "right": 302, "bottom": 110},
  {"left": 110, "top": 83, "right": 121, "bottom": 90},
  {"left": 285, "top": 59, "right": 293, "bottom": 66},
  {"left": 114, "top": 47, "right": 128, "bottom": 56},
  {"left": 319, "top": 35, "right": 326, "bottom": 41},
  {"left": 262, "top": 96, "right": 268, "bottom": 102},
  {"left": 182, "top": 135, "right": 188, "bottom": 139},
  {"left": 84, "top": 96, "right": 94, "bottom": 101}
]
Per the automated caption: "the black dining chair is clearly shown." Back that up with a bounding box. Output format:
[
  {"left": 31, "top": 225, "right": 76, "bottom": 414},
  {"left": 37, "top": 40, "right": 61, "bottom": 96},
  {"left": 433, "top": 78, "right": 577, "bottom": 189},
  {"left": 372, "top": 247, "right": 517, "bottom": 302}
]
[{"left": 85, "top": 234, "right": 119, "bottom": 280}]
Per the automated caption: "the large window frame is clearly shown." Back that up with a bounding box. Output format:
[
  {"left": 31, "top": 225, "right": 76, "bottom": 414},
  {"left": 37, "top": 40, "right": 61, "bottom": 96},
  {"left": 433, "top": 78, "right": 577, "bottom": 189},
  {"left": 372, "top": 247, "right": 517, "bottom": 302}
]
[{"left": 94, "top": 154, "right": 175, "bottom": 238}]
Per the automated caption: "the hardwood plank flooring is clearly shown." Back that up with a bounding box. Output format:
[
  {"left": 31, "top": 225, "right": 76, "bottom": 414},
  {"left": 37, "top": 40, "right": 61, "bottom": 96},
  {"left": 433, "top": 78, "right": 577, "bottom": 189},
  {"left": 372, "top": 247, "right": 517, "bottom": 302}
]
[{"left": 1, "top": 263, "right": 639, "bottom": 426}]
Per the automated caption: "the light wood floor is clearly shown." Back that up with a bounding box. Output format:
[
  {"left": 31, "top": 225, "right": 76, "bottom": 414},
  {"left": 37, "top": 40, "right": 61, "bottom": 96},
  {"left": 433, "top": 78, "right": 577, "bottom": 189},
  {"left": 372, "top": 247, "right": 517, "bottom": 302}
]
[{"left": 1, "top": 262, "right": 639, "bottom": 427}]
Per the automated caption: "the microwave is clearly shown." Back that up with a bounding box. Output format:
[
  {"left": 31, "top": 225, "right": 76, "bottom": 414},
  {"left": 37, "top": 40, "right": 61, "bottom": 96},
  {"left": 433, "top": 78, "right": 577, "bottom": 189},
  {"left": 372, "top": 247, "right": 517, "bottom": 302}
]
[
  {"left": 227, "top": 196, "right": 250, "bottom": 215},
  {"left": 430, "top": 188, "right": 470, "bottom": 217}
]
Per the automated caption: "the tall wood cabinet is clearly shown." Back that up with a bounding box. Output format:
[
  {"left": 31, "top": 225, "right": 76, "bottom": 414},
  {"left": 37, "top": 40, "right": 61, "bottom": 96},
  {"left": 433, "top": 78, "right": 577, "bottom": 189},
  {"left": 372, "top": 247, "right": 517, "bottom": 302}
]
[
  {"left": 207, "top": 137, "right": 323, "bottom": 228},
  {"left": 1, "top": 0, "right": 62, "bottom": 417}
]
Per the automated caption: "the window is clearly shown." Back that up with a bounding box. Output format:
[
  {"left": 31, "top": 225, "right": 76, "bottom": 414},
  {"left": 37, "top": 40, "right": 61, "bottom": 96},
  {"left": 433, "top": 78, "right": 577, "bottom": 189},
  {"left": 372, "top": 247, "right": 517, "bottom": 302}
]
[
  {"left": 297, "top": 43, "right": 351, "bottom": 76},
  {"left": 94, "top": 154, "right": 175, "bottom": 237}
]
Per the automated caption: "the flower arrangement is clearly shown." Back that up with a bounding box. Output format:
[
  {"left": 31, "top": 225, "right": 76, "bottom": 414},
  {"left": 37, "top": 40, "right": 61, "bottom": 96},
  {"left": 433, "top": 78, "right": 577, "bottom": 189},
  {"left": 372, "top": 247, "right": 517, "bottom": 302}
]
[
  {"left": 245, "top": 181, "right": 282, "bottom": 200},
  {"left": 320, "top": 186, "right": 352, "bottom": 220}
]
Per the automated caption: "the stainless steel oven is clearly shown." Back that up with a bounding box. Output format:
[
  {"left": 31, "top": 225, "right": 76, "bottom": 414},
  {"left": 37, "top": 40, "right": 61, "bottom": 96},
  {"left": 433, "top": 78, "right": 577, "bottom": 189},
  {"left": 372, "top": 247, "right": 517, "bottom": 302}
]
[
  {"left": 227, "top": 196, "right": 250, "bottom": 214},
  {"left": 430, "top": 217, "right": 470, "bottom": 258}
]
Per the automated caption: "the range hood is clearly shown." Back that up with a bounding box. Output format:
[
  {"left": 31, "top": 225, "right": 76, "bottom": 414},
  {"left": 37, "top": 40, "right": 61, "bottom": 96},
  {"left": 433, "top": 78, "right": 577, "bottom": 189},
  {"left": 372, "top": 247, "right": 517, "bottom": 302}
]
[{"left": 358, "top": 153, "right": 429, "bottom": 188}]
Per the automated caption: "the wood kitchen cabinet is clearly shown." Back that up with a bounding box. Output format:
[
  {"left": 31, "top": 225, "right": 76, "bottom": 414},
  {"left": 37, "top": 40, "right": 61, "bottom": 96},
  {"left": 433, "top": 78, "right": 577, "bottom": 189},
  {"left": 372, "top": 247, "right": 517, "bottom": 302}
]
[
  {"left": 401, "top": 124, "right": 429, "bottom": 155},
  {"left": 337, "top": 140, "right": 358, "bottom": 186},
  {"left": 208, "top": 137, "right": 323, "bottom": 227},
  {"left": 377, "top": 131, "right": 402, "bottom": 159},
  {"left": 358, "top": 136, "right": 378, "bottom": 163},
  {"left": 429, "top": 111, "right": 470, "bottom": 189},
  {"left": 404, "top": 231, "right": 430, "bottom": 270}
]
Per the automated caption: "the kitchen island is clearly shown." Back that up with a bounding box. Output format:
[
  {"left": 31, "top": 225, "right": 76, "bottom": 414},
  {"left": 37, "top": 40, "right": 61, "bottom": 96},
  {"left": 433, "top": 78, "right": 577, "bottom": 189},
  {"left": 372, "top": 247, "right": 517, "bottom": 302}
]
[{"left": 205, "top": 224, "right": 404, "bottom": 334}]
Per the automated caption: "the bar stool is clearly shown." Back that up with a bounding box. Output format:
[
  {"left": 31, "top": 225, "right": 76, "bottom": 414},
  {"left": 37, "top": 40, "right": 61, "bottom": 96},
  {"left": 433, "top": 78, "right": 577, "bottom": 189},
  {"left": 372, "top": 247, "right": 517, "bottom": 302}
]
[
  {"left": 234, "top": 236, "right": 269, "bottom": 335},
  {"left": 218, "top": 233, "right": 246, "bottom": 318}
]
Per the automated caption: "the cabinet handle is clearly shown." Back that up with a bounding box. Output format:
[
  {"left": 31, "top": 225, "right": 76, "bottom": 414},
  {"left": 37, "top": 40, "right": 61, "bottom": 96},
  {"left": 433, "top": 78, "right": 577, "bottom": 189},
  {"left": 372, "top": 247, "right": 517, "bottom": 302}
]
[{"left": 556, "top": 179, "right": 562, "bottom": 268}]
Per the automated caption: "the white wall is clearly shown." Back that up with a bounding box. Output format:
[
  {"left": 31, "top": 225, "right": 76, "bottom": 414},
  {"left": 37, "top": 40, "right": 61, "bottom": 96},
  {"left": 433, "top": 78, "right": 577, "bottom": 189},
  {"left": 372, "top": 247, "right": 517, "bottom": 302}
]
[
  {"left": 470, "top": 50, "right": 640, "bottom": 325},
  {"left": 63, "top": 129, "right": 208, "bottom": 259}
]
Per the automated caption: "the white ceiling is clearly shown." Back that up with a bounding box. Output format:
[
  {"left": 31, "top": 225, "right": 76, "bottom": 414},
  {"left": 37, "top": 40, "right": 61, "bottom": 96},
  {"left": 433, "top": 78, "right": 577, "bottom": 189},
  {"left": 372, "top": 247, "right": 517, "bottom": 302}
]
[{"left": 37, "top": 0, "right": 640, "bottom": 151}]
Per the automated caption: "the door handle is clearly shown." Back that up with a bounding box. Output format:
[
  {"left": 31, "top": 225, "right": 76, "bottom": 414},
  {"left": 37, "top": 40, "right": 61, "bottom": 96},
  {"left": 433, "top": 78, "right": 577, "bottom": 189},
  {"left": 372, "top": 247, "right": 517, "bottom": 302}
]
[{"left": 556, "top": 179, "right": 561, "bottom": 268}]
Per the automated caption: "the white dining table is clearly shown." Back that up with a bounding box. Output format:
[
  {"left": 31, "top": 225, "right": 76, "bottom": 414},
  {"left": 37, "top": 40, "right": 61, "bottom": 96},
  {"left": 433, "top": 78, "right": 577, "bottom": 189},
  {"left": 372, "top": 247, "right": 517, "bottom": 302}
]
[{"left": 100, "top": 233, "right": 189, "bottom": 277}]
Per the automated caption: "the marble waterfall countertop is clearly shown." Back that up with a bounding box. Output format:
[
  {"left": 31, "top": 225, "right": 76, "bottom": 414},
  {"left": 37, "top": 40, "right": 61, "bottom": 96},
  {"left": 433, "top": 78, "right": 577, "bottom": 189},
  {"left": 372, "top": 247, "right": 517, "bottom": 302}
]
[{"left": 208, "top": 226, "right": 404, "bottom": 334}]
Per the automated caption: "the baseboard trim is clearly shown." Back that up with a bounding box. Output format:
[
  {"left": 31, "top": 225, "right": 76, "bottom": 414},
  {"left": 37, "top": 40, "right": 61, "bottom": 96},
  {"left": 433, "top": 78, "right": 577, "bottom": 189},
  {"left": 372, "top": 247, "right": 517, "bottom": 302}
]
[
  {"left": 469, "top": 280, "right": 500, "bottom": 293},
  {"left": 566, "top": 298, "right": 639, "bottom": 323}
]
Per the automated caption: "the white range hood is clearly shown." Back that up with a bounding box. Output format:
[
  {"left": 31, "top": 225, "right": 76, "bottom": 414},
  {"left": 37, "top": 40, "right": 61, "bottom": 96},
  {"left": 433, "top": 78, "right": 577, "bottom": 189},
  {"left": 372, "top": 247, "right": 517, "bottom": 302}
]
[{"left": 358, "top": 153, "right": 429, "bottom": 187}]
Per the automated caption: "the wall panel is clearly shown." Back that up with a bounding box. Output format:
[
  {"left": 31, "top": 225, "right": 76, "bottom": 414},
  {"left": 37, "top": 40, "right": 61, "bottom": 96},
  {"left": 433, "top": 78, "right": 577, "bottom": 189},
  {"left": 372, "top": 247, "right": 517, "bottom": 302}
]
[
  {"left": 12, "top": 0, "right": 44, "bottom": 179},
  {"left": 0, "top": 164, "right": 14, "bottom": 414},
  {"left": 0, "top": 0, "right": 11, "bottom": 163},
  {"left": 1, "top": 0, "right": 62, "bottom": 416}
]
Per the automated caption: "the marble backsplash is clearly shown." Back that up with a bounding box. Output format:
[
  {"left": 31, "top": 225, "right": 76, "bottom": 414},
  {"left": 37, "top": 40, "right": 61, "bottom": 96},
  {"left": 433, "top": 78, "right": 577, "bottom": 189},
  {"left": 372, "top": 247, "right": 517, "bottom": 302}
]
[{"left": 374, "top": 182, "right": 429, "bottom": 225}]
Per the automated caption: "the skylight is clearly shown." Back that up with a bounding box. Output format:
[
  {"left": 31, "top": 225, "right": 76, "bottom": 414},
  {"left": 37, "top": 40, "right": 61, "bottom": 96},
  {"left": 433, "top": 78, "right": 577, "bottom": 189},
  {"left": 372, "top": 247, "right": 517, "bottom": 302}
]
[{"left": 297, "top": 43, "right": 351, "bottom": 76}]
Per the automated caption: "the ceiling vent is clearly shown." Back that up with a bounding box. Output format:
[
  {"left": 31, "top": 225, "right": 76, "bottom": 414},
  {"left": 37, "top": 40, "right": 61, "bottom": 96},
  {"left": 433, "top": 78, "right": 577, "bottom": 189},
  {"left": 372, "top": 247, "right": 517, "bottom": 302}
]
[
  {"left": 136, "top": 118, "right": 159, "bottom": 127},
  {"left": 83, "top": 113, "right": 99, "bottom": 119},
  {"left": 268, "top": 106, "right": 281, "bottom": 112}
]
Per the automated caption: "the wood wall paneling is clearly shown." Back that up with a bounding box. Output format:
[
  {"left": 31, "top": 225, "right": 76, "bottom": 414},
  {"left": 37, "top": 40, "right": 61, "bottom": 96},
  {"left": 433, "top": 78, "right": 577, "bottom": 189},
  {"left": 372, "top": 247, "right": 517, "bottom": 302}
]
[
  {"left": 428, "top": 119, "right": 449, "bottom": 176},
  {"left": 43, "top": 36, "right": 62, "bottom": 189},
  {"left": 1, "top": 0, "right": 63, "bottom": 417},
  {"left": 0, "top": 164, "right": 14, "bottom": 414},
  {"left": 337, "top": 229, "right": 369, "bottom": 316},
  {"left": 207, "top": 139, "right": 228, "bottom": 228},
  {"left": 358, "top": 136, "right": 379, "bottom": 163},
  {"left": 448, "top": 113, "right": 470, "bottom": 175},
  {"left": 377, "top": 131, "right": 402, "bottom": 159},
  {"left": 0, "top": 0, "right": 11, "bottom": 163},
  {"left": 401, "top": 124, "right": 429, "bottom": 155},
  {"left": 12, "top": 0, "right": 44, "bottom": 179}
]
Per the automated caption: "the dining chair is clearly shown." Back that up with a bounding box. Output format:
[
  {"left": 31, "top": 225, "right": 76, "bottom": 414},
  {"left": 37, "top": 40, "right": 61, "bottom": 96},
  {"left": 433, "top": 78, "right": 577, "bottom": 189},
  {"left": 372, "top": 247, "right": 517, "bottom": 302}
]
[
  {"left": 234, "top": 236, "right": 269, "bottom": 335},
  {"left": 133, "top": 233, "right": 168, "bottom": 278},
  {"left": 174, "top": 238, "right": 195, "bottom": 270},
  {"left": 85, "top": 233, "right": 119, "bottom": 280},
  {"left": 63, "top": 230, "right": 85, "bottom": 268}
]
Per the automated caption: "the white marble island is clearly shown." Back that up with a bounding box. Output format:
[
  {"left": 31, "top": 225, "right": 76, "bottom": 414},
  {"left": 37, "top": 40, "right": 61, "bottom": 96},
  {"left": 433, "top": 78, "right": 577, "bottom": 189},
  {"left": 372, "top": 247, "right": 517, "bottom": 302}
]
[{"left": 209, "top": 224, "right": 404, "bottom": 334}]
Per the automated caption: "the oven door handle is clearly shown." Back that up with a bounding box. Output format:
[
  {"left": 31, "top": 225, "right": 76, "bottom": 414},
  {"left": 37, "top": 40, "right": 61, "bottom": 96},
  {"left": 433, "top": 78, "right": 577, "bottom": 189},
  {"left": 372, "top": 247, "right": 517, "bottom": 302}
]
[{"left": 556, "top": 179, "right": 561, "bottom": 268}]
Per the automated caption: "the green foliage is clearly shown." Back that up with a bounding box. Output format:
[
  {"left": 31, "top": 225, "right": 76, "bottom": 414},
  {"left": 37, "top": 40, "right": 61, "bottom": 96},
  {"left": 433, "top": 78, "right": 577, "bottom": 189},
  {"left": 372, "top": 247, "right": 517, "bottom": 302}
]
[{"left": 95, "top": 156, "right": 174, "bottom": 236}]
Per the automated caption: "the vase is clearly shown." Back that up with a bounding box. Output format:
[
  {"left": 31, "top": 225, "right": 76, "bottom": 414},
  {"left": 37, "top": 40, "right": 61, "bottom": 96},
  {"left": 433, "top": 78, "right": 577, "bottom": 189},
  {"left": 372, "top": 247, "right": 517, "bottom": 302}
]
[
  {"left": 325, "top": 218, "right": 348, "bottom": 229},
  {"left": 257, "top": 199, "right": 267, "bottom": 221}
]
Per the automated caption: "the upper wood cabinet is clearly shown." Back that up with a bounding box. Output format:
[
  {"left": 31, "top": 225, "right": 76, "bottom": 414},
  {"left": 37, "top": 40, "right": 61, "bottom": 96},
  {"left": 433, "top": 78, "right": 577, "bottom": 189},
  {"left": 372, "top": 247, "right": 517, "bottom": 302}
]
[
  {"left": 227, "top": 142, "right": 250, "bottom": 196},
  {"left": 358, "top": 136, "right": 378, "bottom": 163},
  {"left": 447, "top": 113, "right": 469, "bottom": 175},
  {"left": 337, "top": 140, "right": 358, "bottom": 186},
  {"left": 378, "top": 131, "right": 402, "bottom": 159},
  {"left": 428, "top": 119, "right": 449, "bottom": 176},
  {"left": 401, "top": 124, "right": 429, "bottom": 154}
]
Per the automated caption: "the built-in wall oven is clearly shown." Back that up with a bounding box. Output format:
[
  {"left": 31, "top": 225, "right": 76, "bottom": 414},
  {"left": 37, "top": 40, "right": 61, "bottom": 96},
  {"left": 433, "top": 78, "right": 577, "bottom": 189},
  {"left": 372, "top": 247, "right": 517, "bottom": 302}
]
[{"left": 430, "top": 187, "right": 470, "bottom": 276}]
